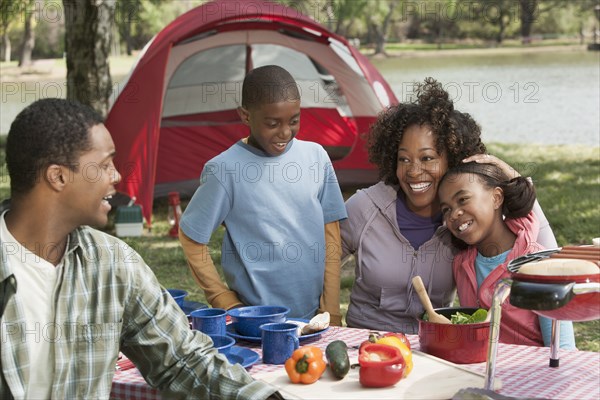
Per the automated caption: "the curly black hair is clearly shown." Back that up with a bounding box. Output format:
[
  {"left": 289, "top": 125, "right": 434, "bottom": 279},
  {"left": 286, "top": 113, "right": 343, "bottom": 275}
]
[
  {"left": 367, "top": 77, "right": 486, "bottom": 186},
  {"left": 6, "top": 98, "right": 103, "bottom": 196}
]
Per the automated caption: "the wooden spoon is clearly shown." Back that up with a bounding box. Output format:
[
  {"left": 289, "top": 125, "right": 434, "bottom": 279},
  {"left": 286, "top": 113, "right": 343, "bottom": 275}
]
[{"left": 412, "top": 276, "right": 451, "bottom": 324}]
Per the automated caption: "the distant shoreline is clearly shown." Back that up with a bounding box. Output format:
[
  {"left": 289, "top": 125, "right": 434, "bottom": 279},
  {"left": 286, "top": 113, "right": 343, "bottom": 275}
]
[
  {"left": 365, "top": 43, "right": 589, "bottom": 59},
  {"left": 0, "top": 43, "right": 590, "bottom": 82}
]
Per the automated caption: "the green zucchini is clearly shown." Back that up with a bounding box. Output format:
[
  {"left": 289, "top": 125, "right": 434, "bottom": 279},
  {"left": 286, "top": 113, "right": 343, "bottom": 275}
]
[{"left": 325, "top": 340, "right": 350, "bottom": 379}]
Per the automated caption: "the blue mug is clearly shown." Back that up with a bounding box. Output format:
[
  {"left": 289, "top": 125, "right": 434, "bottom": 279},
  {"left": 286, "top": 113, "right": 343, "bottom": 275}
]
[
  {"left": 190, "top": 308, "right": 227, "bottom": 336},
  {"left": 260, "top": 322, "right": 300, "bottom": 365}
]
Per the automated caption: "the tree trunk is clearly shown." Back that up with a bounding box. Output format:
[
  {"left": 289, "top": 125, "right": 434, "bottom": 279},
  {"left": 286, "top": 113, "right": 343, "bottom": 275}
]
[
  {"left": 63, "top": 0, "right": 116, "bottom": 118},
  {"left": 371, "top": 18, "right": 384, "bottom": 54},
  {"left": 520, "top": 0, "right": 538, "bottom": 44},
  {"left": 496, "top": 21, "right": 505, "bottom": 44},
  {"left": 325, "top": 0, "right": 334, "bottom": 32},
  {"left": 371, "top": 0, "right": 397, "bottom": 56},
  {"left": 125, "top": 20, "right": 132, "bottom": 56},
  {"left": 495, "top": 8, "right": 507, "bottom": 44},
  {"left": 1, "top": 30, "right": 10, "bottom": 62},
  {"left": 18, "top": 3, "right": 35, "bottom": 67},
  {"left": 118, "top": 0, "right": 135, "bottom": 56}
]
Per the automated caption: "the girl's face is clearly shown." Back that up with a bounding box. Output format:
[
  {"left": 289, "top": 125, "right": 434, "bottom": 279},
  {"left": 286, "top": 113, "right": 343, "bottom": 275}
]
[
  {"left": 438, "top": 172, "right": 504, "bottom": 248},
  {"left": 396, "top": 124, "right": 448, "bottom": 217}
]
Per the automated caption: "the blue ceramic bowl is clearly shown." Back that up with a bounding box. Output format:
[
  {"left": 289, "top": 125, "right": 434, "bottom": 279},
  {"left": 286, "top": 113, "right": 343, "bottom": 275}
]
[
  {"left": 167, "top": 289, "right": 188, "bottom": 308},
  {"left": 227, "top": 305, "right": 290, "bottom": 337},
  {"left": 210, "top": 335, "right": 235, "bottom": 355}
]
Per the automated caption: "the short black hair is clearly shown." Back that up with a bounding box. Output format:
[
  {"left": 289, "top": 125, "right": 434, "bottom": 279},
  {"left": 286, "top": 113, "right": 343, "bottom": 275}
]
[
  {"left": 367, "top": 77, "right": 487, "bottom": 186},
  {"left": 241, "top": 65, "right": 300, "bottom": 109},
  {"left": 6, "top": 98, "right": 103, "bottom": 195}
]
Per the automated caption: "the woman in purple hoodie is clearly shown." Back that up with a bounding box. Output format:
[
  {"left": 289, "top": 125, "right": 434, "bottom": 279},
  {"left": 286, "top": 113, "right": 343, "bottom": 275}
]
[{"left": 340, "top": 78, "right": 557, "bottom": 334}]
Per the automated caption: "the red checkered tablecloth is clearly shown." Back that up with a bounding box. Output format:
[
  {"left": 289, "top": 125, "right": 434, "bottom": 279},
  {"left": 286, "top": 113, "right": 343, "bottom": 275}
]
[{"left": 110, "top": 327, "right": 600, "bottom": 399}]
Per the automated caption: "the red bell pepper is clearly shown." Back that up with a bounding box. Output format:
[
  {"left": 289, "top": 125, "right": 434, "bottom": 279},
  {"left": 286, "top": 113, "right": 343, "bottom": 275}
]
[{"left": 358, "top": 343, "right": 405, "bottom": 388}]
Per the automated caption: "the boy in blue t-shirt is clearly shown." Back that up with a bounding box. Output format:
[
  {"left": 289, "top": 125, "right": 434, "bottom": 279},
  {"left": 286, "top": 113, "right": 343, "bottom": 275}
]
[{"left": 179, "top": 65, "right": 347, "bottom": 324}]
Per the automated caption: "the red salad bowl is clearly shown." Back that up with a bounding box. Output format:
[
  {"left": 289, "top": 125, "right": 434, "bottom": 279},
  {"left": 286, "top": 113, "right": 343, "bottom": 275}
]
[{"left": 418, "top": 307, "right": 490, "bottom": 364}]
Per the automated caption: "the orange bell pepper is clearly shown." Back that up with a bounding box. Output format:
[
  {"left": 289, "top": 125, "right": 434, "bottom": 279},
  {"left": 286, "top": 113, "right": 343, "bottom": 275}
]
[{"left": 284, "top": 346, "right": 327, "bottom": 384}]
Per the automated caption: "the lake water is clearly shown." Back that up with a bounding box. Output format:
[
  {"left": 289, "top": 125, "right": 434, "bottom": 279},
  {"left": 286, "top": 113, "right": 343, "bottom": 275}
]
[
  {"left": 1, "top": 49, "right": 599, "bottom": 146},
  {"left": 371, "top": 50, "right": 600, "bottom": 147}
]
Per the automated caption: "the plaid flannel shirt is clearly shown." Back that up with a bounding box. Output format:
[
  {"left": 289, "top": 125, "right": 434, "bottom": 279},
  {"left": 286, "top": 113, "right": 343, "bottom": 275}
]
[{"left": 0, "top": 224, "right": 277, "bottom": 399}]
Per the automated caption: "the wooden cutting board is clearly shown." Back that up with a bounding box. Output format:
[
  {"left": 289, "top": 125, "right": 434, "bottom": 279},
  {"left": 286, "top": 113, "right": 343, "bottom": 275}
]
[{"left": 254, "top": 351, "right": 501, "bottom": 400}]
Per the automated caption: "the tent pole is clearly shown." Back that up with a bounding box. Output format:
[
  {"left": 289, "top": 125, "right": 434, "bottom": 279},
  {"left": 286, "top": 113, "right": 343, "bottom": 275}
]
[{"left": 245, "top": 43, "right": 253, "bottom": 73}]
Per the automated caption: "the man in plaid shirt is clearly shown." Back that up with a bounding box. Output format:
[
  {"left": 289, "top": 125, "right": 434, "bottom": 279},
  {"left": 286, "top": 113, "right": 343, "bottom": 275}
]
[{"left": 0, "top": 99, "right": 281, "bottom": 399}]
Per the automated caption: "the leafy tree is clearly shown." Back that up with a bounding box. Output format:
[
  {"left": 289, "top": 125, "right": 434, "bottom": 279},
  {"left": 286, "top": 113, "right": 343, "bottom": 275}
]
[
  {"left": 366, "top": 0, "right": 397, "bottom": 55},
  {"left": 63, "top": 0, "right": 116, "bottom": 117},
  {"left": 1, "top": 0, "right": 38, "bottom": 65},
  {"left": 332, "top": 0, "right": 368, "bottom": 37},
  {"left": 519, "top": 0, "right": 538, "bottom": 42},
  {"left": 32, "top": 1, "right": 64, "bottom": 59},
  {"left": 123, "top": 0, "right": 200, "bottom": 52},
  {"left": 115, "top": 0, "right": 165, "bottom": 56},
  {"left": 448, "top": 0, "right": 519, "bottom": 44},
  {"left": 519, "top": 0, "right": 580, "bottom": 43},
  {"left": 485, "top": 0, "right": 513, "bottom": 43},
  {"left": 116, "top": 0, "right": 137, "bottom": 56},
  {"left": 0, "top": 0, "right": 25, "bottom": 61},
  {"left": 417, "top": 0, "right": 461, "bottom": 47}
]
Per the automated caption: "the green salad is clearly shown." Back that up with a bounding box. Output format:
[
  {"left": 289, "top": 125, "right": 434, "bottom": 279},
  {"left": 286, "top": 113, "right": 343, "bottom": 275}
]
[
  {"left": 422, "top": 308, "right": 488, "bottom": 324},
  {"left": 449, "top": 309, "right": 488, "bottom": 324}
]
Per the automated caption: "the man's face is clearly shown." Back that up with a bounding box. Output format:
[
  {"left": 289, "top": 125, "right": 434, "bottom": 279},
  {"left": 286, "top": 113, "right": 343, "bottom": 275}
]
[{"left": 62, "top": 124, "right": 121, "bottom": 228}]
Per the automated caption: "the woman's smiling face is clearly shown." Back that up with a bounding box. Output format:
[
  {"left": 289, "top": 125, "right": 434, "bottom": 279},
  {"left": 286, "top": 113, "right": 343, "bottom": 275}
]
[{"left": 396, "top": 124, "right": 448, "bottom": 217}]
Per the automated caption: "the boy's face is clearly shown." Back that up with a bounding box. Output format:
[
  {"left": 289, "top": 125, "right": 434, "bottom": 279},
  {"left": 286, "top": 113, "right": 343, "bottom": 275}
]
[
  {"left": 238, "top": 99, "right": 301, "bottom": 156},
  {"left": 62, "top": 124, "right": 121, "bottom": 228}
]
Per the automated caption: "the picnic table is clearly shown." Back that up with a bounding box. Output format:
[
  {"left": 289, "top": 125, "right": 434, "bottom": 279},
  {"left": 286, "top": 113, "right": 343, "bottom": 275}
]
[{"left": 110, "top": 326, "right": 600, "bottom": 399}]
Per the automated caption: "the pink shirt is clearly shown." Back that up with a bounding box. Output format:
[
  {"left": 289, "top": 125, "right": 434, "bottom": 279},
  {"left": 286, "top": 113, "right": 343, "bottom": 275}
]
[{"left": 453, "top": 211, "right": 546, "bottom": 346}]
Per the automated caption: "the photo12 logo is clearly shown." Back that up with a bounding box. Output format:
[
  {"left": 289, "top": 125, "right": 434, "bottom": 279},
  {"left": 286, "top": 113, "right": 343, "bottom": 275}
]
[
  {"left": 397, "top": 1, "right": 537, "bottom": 24},
  {"left": 2, "top": 1, "right": 142, "bottom": 24},
  {"left": 1, "top": 80, "right": 137, "bottom": 105},
  {"left": 400, "top": 81, "right": 540, "bottom": 104},
  {"left": 199, "top": 0, "right": 338, "bottom": 24}
]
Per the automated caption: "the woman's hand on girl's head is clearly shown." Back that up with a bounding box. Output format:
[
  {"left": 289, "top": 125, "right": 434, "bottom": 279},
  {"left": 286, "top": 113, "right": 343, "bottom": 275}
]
[{"left": 462, "top": 154, "right": 521, "bottom": 180}]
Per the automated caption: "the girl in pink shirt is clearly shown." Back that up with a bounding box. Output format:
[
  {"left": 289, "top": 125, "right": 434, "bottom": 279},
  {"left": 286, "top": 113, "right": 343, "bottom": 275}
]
[{"left": 438, "top": 162, "right": 575, "bottom": 348}]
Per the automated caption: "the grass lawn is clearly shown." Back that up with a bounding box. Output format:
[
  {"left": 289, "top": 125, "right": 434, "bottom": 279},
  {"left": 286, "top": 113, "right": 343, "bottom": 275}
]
[{"left": 0, "top": 139, "right": 598, "bottom": 351}]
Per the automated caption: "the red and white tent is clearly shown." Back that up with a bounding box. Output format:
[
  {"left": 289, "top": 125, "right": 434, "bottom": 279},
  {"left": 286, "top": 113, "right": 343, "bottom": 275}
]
[{"left": 106, "top": 0, "right": 397, "bottom": 225}]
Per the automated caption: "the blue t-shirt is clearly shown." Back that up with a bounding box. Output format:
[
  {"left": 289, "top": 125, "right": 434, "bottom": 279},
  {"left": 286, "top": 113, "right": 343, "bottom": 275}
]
[
  {"left": 475, "top": 251, "right": 576, "bottom": 349},
  {"left": 180, "top": 139, "right": 347, "bottom": 319}
]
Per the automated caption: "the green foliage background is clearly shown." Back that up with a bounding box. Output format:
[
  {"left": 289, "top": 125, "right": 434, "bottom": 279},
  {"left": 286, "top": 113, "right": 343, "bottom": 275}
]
[{"left": 2, "top": 0, "right": 599, "bottom": 60}]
